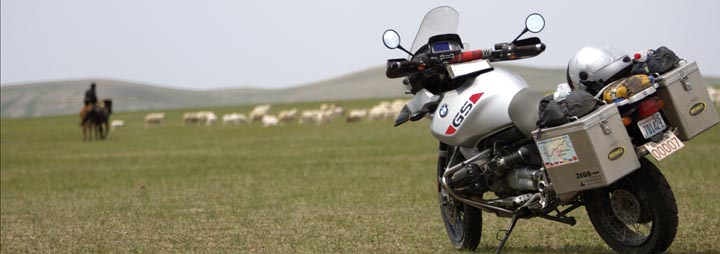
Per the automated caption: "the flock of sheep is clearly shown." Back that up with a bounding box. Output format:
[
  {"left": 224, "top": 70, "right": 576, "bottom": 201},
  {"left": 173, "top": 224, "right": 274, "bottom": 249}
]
[
  {"left": 127, "top": 99, "right": 410, "bottom": 129},
  {"left": 110, "top": 87, "right": 720, "bottom": 130}
]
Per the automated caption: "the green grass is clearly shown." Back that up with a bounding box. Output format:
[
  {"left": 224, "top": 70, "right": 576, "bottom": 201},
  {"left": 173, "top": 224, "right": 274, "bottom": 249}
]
[{"left": 2, "top": 100, "right": 720, "bottom": 253}]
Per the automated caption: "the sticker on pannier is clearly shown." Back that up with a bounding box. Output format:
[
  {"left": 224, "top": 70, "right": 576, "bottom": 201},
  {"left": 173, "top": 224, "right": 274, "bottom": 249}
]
[{"left": 536, "top": 135, "right": 580, "bottom": 169}]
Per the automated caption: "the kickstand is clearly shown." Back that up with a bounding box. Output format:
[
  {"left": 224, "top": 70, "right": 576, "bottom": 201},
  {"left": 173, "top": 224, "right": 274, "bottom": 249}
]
[{"left": 495, "top": 213, "right": 520, "bottom": 254}]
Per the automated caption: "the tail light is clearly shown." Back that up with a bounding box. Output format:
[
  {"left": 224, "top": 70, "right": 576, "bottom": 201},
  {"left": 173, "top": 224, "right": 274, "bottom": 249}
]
[
  {"left": 638, "top": 97, "right": 661, "bottom": 118},
  {"left": 622, "top": 116, "right": 633, "bottom": 126}
]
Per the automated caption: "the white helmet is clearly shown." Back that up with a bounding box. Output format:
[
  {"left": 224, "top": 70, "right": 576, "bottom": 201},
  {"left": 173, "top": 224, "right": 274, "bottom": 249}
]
[{"left": 566, "top": 46, "right": 632, "bottom": 94}]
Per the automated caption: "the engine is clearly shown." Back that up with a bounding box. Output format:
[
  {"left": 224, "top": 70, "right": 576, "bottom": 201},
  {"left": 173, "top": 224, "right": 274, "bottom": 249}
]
[{"left": 448, "top": 144, "right": 546, "bottom": 196}]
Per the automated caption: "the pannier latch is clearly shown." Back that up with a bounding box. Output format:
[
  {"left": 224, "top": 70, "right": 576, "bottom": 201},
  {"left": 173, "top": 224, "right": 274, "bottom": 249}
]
[
  {"left": 600, "top": 114, "right": 612, "bottom": 135},
  {"left": 679, "top": 70, "right": 692, "bottom": 91}
]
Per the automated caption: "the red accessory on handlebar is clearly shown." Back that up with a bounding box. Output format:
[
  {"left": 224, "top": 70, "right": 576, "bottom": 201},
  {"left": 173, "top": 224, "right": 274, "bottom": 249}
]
[{"left": 451, "top": 50, "right": 485, "bottom": 63}]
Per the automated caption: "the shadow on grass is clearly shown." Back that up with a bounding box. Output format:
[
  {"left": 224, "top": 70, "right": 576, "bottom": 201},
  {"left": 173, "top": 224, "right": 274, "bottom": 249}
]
[
  {"left": 470, "top": 244, "right": 612, "bottom": 254},
  {"left": 467, "top": 244, "right": 720, "bottom": 254},
  {"left": 670, "top": 252, "right": 720, "bottom": 254},
  {"left": 663, "top": 252, "right": 720, "bottom": 254}
]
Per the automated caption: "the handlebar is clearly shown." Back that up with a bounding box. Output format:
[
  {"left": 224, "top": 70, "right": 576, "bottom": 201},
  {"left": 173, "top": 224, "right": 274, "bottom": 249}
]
[
  {"left": 386, "top": 42, "right": 546, "bottom": 78},
  {"left": 451, "top": 42, "right": 545, "bottom": 63}
]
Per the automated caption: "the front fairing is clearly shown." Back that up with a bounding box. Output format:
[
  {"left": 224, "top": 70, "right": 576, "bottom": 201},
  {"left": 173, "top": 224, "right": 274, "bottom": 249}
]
[
  {"left": 397, "top": 6, "right": 460, "bottom": 95},
  {"left": 410, "top": 6, "right": 460, "bottom": 56},
  {"left": 394, "top": 89, "right": 437, "bottom": 126},
  {"left": 394, "top": 60, "right": 494, "bottom": 127}
]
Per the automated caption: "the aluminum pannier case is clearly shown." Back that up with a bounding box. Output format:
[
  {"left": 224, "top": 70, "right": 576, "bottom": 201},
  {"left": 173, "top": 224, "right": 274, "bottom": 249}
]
[
  {"left": 655, "top": 61, "right": 719, "bottom": 140},
  {"left": 532, "top": 104, "right": 640, "bottom": 194}
]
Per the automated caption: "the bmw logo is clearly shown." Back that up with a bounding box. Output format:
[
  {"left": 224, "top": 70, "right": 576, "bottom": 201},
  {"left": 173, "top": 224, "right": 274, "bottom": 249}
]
[{"left": 439, "top": 104, "right": 449, "bottom": 118}]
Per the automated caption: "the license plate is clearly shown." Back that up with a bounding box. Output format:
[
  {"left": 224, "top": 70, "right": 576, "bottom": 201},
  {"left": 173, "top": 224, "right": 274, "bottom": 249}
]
[
  {"left": 637, "top": 112, "right": 667, "bottom": 139},
  {"left": 644, "top": 131, "right": 684, "bottom": 161}
]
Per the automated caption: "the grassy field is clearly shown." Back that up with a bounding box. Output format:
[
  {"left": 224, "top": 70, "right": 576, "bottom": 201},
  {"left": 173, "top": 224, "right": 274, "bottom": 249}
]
[{"left": 1, "top": 99, "right": 719, "bottom": 254}]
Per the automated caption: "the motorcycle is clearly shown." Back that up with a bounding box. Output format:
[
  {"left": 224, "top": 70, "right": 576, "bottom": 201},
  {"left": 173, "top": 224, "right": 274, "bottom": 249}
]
[{"left": 381, "top": 6, "right": 717, "bottom": 254}]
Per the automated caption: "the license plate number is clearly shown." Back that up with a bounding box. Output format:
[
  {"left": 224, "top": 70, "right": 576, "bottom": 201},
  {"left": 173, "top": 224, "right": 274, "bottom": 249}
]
[
  {"left": 644, "top": 131, "right": 684, "bottom": 161},
  {"left": 637, "top": 112, "right": 667, "bottom": 139}
]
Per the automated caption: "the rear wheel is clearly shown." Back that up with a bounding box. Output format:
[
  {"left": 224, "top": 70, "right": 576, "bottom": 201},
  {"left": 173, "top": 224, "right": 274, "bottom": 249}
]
[
  {"left": 437, "top": 144, "right": 482, "bottom": 251},
  {"left": 584, "top": 158, "right": 678, "bottom": 254}
]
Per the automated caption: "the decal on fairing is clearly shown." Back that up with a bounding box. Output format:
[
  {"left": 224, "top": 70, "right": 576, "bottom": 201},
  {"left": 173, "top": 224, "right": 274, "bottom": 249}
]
[
  {"left": 439, "top": 104, "right": 449, "bottom": 118},
  {"left": 445, "top": 93, "right": 483, "bottom": 135}
]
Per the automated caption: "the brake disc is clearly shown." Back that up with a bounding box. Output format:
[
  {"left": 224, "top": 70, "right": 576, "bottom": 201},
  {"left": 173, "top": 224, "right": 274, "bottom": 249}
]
[
  {"left": 610, "top": 189, "right": 641, "bottom": 224},
  {"left": 440, "top": 189, "right": 459, "bottom": 221}
]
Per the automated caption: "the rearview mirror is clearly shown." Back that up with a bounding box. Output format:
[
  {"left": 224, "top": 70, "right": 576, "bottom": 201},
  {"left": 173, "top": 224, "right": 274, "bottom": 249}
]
[
  {"left": 525, "top": 13, "right": 545, "bottom": 33},
  {"left": 512, "top": 13, "right": 545, "bottom": 43},
  {"left": 383, "top": 29, "right": 401, "bottom": 49}
]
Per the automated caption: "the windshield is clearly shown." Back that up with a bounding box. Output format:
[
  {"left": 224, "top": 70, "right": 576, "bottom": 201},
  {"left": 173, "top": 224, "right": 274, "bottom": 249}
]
[{"left": 410, "top": 6, "right": 460, "bottom": 55}]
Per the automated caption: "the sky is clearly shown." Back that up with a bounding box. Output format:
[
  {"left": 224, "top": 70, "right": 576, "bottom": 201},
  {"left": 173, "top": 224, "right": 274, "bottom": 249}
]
[{"left": 2, "top": 0, "right": 719, "bottom": 90}]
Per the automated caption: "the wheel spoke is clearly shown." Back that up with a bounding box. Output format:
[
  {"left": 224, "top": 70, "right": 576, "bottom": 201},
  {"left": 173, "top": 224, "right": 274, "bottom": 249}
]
[
  {"left": 593, "top": 186, "right": 653, "bottom": 246},
  {"left": 641, "top": 222, "right": 652, "bottom": 232},
  {"left": 631, "top": 223, "right": 641, "bottom": 235},
  {"left": 620, "top": 218, "right": 628, "bottom": 242}
]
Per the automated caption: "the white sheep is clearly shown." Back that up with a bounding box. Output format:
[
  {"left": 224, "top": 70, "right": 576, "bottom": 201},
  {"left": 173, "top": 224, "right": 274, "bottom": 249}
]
[
  {"left": 183, "top": 112, "right": 200, "bottom": 125},
  {"left": 368, "top": 107, "right": 386, "bottom": 121},
  {"left": 262, "top": 115, "right": 279, "bottom": 127},
  {"left": 145, "top": 112, "right": 165, "bottom": 127},
  {"left": 319, "top": 110, "right": 333, "bottom": 124},
  {"left": 346, "top": 109, "right": 368, "bottom": 123},
  {"left": 204, "top": 112, "right": 217, "bottom": 126},
  {"left": 250, "top": 104, "right": 272, "bottom": 123},
  {"left": 368, "top": 101, "right": 393, "bottom": 121},
  {"left": 110, "top": 120, "right": 125, "bottom": 130},
  {"left": 299, "top": 110, "right": 321, "bottom": 125},
  {"left": 222, "top": 113, "right": 248, "bottom": 126},
  {"left": 331, "top": 106, "right": 344, "bottom": 118},
  {"left": 183, "top": 111, "right": 217, "bottom": 126},
  {"left": 278, "top": 108, "right": 298, "bottom": 124}
]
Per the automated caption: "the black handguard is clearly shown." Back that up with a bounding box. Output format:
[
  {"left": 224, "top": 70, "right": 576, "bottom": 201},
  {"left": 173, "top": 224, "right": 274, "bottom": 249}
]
[
  {"left": 489, "top": 42, "right": 545, "bottom": 62},
  {"left": 513, "top": 37, "right": 541, "bottom": 47},
  {"left": 513, "top": 43, "right": 546, "bottom": 58}
]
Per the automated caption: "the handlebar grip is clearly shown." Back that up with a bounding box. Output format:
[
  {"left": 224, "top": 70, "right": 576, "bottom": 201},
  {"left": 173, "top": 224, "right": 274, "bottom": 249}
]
[
  {"left": 386, "top": 59, "right": 418, "bottom": 78},
  {"left": 494, "top": 43, "right": 509, "bottom": 50}
]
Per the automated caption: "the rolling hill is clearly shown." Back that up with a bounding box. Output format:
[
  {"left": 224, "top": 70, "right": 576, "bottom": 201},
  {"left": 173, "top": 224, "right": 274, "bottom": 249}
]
[
  {"left": 0, "top": 66, "right": 399, "bottom": 118},
  {"left": 2, "top": 64, "right": 717, "bottom": 118}
]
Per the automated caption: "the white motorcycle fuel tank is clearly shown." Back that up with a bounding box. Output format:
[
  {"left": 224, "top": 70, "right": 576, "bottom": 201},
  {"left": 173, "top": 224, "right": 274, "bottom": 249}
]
[{"left": 431, "top": 67, "right": 530, "bottom": 147}]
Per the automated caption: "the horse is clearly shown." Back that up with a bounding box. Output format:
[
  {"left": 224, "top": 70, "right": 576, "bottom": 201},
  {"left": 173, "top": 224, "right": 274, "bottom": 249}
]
[{"left": 80, "top": 99, "right": 113, "bottom": 141}]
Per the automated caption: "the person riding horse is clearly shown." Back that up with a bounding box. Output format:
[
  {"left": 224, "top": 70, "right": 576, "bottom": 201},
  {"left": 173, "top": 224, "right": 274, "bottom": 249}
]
[
  {"left": 79, "top": 83, "right": 112, "bottom": 140},
  {"left": 81, "top": 83, "right": 98, "bottom": 125}
]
